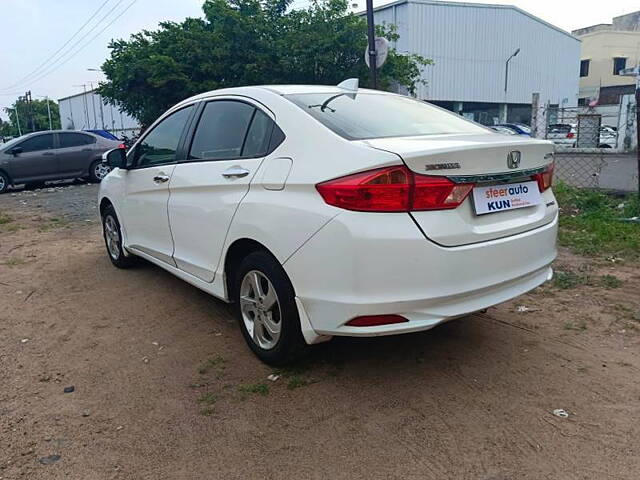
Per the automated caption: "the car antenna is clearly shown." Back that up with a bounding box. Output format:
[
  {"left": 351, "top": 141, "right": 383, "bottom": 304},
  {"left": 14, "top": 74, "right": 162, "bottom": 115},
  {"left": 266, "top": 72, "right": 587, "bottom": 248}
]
[{"left": 337, "top": 78, "right": 359, "bottom": 91}]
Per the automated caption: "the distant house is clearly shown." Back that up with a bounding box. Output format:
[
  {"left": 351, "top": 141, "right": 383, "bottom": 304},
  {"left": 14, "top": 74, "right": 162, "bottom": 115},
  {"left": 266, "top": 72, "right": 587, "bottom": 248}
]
[
  {"left": 365, "top": 0, "right": 580, "bottom": 125},
  {"left": 572, "top": 11, "right": 640, "bottom": 106}
]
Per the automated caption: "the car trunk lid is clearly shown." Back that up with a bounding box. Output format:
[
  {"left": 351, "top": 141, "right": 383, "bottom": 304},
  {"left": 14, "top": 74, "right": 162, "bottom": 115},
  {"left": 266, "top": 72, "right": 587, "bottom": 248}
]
[{"left": 357, "top": 133, "right": 557, "bottom": 246}]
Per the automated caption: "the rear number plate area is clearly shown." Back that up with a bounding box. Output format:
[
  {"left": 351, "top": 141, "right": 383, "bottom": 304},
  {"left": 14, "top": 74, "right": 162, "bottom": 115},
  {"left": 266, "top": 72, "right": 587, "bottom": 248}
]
[{"left": 472, "top": 181, "right": 541, "bottom": 215}]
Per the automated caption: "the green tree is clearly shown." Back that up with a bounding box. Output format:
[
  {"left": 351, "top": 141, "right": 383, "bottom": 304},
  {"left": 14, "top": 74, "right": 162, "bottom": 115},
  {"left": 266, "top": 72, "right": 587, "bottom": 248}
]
[
  {"left": 1, "top": 98, "right": 60, "bottom": 138},
  {"left": 99, "top": 0, "right": 431, "bottom": 126}
]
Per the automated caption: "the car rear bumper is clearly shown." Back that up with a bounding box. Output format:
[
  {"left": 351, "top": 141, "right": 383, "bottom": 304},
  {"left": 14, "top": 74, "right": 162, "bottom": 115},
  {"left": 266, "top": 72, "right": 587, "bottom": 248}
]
[{"left": 284, "top": 210, "right": 557, "bottom": 338}]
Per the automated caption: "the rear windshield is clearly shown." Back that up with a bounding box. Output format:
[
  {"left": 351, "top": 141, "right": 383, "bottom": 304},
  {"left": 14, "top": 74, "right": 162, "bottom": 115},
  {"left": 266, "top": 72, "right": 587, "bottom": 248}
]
[{"left": 284, "top": 92, "right": 488, "bottom": 140}]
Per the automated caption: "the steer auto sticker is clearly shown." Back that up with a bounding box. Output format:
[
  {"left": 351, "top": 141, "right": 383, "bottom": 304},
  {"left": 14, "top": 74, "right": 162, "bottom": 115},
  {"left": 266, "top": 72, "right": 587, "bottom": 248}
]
[{"left": 472, "top": 181, "right": 542, "bottom": 215}]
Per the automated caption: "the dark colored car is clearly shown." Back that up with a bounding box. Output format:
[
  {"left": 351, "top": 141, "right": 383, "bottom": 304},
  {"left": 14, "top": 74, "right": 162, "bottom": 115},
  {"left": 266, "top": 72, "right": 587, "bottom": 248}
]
[
  {"left": 0, "top": 130, "right": 122, "bottom": 193},
  {"left": 84, "top": 129, "right": 120, "bottom": 141}
]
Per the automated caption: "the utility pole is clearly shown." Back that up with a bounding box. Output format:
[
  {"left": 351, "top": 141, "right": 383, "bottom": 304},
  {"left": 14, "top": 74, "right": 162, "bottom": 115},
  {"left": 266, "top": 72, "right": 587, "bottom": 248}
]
[
  {"left": 46, "top": 96, "right": 52, "bottom": 130},
  {"left": 96, "top": 91, "right": 105, "bottom": 129},
  {"left": 365, "top": 0, "right": 377, "bottom": 89},
  {"left": 621, "top": 66, "right": 640, "bottom": 199},
  {"left": 25, "top": 90, "right": 35, "bottom": 132},
  {"left": 73, "top": 84, "right": 90, "bottom": 128},
  {"left": 88, "top": 82, "right": 98, "bottom": 129},
  {"left": 635, "top": 78, "right": 639, "bottom": 200},
  {"left": 14, "top": 101, "right": 22, "bottom": 137}
]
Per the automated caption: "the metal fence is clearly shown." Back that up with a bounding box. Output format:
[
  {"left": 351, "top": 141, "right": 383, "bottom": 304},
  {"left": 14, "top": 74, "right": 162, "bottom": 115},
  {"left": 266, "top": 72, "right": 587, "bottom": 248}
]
[{"left": 529, "top": 101, "right": 638, "bottom": 192}]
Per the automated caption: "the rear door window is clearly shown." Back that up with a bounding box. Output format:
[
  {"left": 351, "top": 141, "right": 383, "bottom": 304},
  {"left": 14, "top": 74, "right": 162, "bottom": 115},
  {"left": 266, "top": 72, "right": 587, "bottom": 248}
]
[
  {"left": 242, "top": 109, "right": 274, "bottom": 157},
  {"left": 189, "top": 101, "right": 255, "bottom": 161},
  {"left": 19, "top": 134, "right": 55, "bottom": 152},
  {"left": 59, "top": 132, "right": 95, "bottom": 148}
]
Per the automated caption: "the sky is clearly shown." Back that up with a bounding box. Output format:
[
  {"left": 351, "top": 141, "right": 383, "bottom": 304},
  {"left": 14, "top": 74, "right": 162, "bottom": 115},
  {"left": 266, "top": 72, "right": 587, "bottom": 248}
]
[{"left": 0, "top": 0, "right": 638, "bottom": 121}]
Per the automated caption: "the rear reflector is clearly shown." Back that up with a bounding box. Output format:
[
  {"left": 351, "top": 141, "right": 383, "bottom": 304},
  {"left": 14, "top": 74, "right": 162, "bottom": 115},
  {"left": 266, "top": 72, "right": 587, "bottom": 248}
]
[
  {"left": 316, "top": 166, "right": 473, "bottom": 212},
  {"left": 532, "top": 162, "right": 554, "bottom": 192},
  {"left": 346, "top": 315, "right": 409, "bottom": 327}
]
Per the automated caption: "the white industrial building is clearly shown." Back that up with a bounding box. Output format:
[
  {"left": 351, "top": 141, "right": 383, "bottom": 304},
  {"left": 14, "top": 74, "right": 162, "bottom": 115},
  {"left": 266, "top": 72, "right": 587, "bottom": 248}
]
[
  {"left": 370, "top": 0, "right": 581, "bottom": 125},
  {"left": 58, "top": 89, "right": 140, "bottom": 137}
]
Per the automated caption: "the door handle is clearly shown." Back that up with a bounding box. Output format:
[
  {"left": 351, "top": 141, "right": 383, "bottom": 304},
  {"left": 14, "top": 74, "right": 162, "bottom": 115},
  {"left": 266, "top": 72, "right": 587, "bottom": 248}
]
[
  {"left": 222, "top": 166, "right": 250, "bottom": 178},
  {"left": 153, "top": 174, "right": 170, "bottom": 183}
]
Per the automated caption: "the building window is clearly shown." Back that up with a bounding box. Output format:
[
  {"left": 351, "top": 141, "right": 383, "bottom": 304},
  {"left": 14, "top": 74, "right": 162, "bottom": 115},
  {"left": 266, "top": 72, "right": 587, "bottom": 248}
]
[
  {"left": 580, "top": 60, "right": 590, "bottom": 77},
  {"left": 577, "top": 97, "right": 588, "bottom": 106},
  {"left": 613, "top": 57, "right": 626, "bottom": 75}
]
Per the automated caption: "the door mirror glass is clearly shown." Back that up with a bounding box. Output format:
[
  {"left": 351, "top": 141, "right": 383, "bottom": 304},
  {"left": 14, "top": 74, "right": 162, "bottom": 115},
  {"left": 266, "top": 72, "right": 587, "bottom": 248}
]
[
  {"left": 8, "top": 147, "right": 23, "bottom": 155},
  {"left": 103, "top": 148, "right": 127, "bottom": 169}
]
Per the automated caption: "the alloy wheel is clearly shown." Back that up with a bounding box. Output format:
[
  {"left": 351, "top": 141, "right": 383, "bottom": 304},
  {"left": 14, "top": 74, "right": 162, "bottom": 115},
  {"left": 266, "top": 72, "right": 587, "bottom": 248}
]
[
  {"left": 94, "top": 163, "right": 112, "bottom": 180},
  {"left": 0, "top": 176, "right": 5, "bottom": 191},
  {"left": 104, "top": 215, "right": 120, "bottom": 260},
  {"left": 239, "top": 270, "right": 282, "bottom": 350}
]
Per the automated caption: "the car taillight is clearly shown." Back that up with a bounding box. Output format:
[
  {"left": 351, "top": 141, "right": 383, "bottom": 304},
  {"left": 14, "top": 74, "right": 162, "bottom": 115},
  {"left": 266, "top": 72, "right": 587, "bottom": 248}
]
[
  {"left": 413, "top": 175, "right": 474, "bottom": 211},
  {"left": 316, "top": 166, "right": 474, "bottom": 212},
  {"left": 533, "top": 162, "right": 554, "bottom": 192},
  {"left": 566, "top": 132, "right": 574, "bottom": 139},
  {"left": 118, "top": 143, "right": 126, "bottom": 149}
]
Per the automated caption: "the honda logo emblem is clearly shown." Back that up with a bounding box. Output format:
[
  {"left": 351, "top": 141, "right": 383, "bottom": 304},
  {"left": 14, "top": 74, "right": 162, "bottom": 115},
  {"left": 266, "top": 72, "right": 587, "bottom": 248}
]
[{"left": 507, "top": 151, "right": 521, "bottom": 169}]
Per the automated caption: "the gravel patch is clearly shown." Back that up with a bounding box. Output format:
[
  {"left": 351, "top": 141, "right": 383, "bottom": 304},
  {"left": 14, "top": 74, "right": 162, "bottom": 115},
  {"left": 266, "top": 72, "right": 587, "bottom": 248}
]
[{"left": 0, "top": 180, "right": 100, "bottom": 222}]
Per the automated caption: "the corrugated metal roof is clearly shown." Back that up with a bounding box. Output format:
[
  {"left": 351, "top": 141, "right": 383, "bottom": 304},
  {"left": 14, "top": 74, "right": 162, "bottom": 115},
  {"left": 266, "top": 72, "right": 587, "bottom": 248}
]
[
  {"left": 360, "top": 0, "right": 579, "bottom": 41},
  {"left": 363, "top": 0, "right": 580, "bottom": 105}
]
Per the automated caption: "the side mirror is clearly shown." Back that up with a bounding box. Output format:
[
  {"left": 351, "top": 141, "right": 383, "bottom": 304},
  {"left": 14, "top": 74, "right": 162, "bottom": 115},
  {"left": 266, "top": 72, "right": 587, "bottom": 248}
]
[
  {"left": 8, "top": 147, "right": 23, "bottom": 155},
  {"left": 102, "top": 148, "right": 127, "bottom": 169}
]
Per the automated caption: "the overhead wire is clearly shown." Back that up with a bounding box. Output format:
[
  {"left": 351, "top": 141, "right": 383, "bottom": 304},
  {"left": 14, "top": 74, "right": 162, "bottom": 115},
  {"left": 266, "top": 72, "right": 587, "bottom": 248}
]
[
  {"left": 11, "top": 0, "right": 140, "bottom": 91},
  {"left": 0, "top": 0, "right": 113, "bottom": 90}
]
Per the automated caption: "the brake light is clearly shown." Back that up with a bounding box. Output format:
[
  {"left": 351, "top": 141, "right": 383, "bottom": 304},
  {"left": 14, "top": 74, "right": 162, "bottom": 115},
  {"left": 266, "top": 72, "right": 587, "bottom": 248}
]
[
  {"left": 346, "top": 315, "right": 408, "bottom": 327},
  {"left": 413, "top": 175, "right": 474, "bottom": 211},
  {"left": 316, "top": 166, "right": 474, "bottom": 212},
  {"left": 533, "top": 162, "right": 554, "bottom": 191},
  {"left": 566, "top": 132, "right": 574, "bottom": 139},
  {"left": 118, "top": 143, "right": 126, "bottom": 149}
]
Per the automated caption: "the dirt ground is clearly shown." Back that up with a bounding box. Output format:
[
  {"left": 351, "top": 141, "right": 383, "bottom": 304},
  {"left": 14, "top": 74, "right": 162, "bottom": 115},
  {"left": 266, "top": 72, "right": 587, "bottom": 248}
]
[{"left": 1, "top": 184, "right": 639, "bottom": 479}]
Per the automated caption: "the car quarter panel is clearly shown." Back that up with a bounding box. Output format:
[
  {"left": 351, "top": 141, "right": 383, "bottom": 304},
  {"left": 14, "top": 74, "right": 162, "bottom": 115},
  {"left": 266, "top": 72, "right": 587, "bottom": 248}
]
[{"left": 209, "top": 89, "right": 406, "bottom": 288}]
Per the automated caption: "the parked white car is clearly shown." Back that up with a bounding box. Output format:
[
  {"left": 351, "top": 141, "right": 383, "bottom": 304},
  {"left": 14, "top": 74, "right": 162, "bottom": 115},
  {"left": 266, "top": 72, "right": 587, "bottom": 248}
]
[
  {"left": 547, "top": 123, "right": 618, "bottom": 149},
  {"left": 547, "top": 123, "right": 576, "bottom": 147},
  {"left": 598, "top": 126, "right": 617, "bottom": 148},
  {"left": 99, "top": 82, "right": 558, "bottom": 364}
]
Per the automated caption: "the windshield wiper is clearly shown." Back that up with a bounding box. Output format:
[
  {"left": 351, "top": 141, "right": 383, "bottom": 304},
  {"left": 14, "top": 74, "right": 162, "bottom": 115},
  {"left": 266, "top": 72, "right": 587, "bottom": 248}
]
[{"left": 308, "top": 93, "right": 346, "bottom": 113}]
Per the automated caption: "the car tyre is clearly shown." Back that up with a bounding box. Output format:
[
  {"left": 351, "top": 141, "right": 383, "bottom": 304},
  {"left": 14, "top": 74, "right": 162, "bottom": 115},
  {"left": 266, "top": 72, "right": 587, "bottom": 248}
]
[
  {"left": 234, "top": 251, "right": 306, "bottom": 365},
  {"left": 89, "top": 160, "right": 111, "bottom": 183},
  {"left": 101, "top": 205, "right": 137, "bottom": 268},
  {"left": 0, "top": 171, "right": 9, "bottom": 194}
]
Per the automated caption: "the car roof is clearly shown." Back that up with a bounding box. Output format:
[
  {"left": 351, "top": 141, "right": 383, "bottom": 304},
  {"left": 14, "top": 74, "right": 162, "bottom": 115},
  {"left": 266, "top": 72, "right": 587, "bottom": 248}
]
[
  {"left": 9, "top": 130, "right": 107, "bottom": 143},
  {"left": 17, "top": 130, "right": 98, "bottom": 136},
  {"left": 174, "top": 84, "right": 391, "bottom": 109}
]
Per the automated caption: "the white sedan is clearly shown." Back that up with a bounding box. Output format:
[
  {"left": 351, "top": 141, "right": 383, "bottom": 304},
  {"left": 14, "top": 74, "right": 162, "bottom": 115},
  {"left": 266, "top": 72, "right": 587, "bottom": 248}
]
[{"left": 99, "top": 81, "right": 557, "bottom": 364}]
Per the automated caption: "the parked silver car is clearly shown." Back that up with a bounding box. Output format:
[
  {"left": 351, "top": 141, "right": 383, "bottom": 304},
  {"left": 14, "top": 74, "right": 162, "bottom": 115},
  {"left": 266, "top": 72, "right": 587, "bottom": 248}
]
[{"left": 0, "top": 130, "right": 122, "bottom": 193}]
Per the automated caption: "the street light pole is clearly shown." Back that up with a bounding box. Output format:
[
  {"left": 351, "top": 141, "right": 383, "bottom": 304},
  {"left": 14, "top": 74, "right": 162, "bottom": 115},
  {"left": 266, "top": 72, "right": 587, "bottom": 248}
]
[
  {"left": 365, "top": 0, "right": 377, "bottom": 89},
  {"left": 504, "top": 48, "right": 520, "bottom": 93}
]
